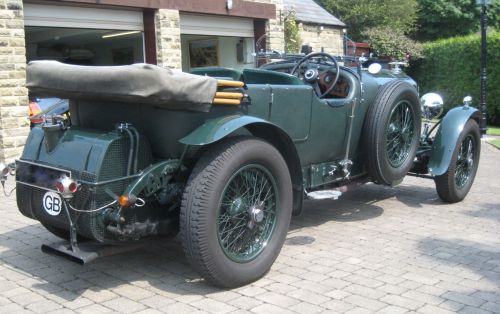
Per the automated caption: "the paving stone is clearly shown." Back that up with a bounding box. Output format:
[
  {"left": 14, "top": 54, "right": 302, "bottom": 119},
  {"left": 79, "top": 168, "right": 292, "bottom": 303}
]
[
  {"left": 79, "top": 289, "right": 119, "bottom": 303},
  {"left": 75, "top": 303, "right": 113, "bottom": 314},
  {"left": 344, "top": 284, "right": 387, "bottom": 300},
  {"left": 255, "top": 291, "right": 300, "bottom": 307},
  {"left": 379, "top": 294, "right": 424, "bottom": 311},
  {"left": 289, "top": 302, "right": 324, "bottom": 313},
  {"left": 376, "top": 305, "right": 409, "bottom": 314},
  {"left": 344, "top": 295, "right": 387, "bottom": 311},
  {"left": 25, "top": 299, "right": 63, "bottom": 313},
  {"left": 481, "top": 301, "right": 500, "bottom": 313},
  {"left": 160, "top": 302, "right": 197, "bottom": 314},
  {"left": 442, "top": 291, "right": 486, "bottom": 308},
  {"left": 460, "top": 306, "right": 493, "bottom": 314},
  {"left": 402, "top": 290, "right": 442, "bottom": 306},
  {"left": 251, "top": 303, "right": 295, "bottom": 314},
  {"left": 321, "top": 299, "right": 356, "bottom": 312},
  {"left": 101, "top": 297, "right": 147, "bottom": 313},
  {"left": 417, "top": 304, "right": 456, "bottom": 314},
  {"left": 287, "top": 288, "right": 330, "bottom": 305},
  {"left": 190, "top": 298, "right": 237, "bottom": 313},
  {"left": 112, "top": 284, "right": 155, "bottom": 301},
  {"left": 472, "top": 291, "right": 500, "bottom": 303},
  {"left": 227, "top": 295, "right": 264, "bottom": 311}
]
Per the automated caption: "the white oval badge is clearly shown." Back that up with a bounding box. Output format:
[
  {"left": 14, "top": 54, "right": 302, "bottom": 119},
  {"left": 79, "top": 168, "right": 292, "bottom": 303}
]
[{"left": 42, "top": 191, "right": 63, "bottom": 216}]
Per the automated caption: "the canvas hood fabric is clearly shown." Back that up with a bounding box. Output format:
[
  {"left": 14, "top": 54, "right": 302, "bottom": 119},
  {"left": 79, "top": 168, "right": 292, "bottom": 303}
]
[{"left": 26, "top": 61, "right": 218, "bottom": 112}]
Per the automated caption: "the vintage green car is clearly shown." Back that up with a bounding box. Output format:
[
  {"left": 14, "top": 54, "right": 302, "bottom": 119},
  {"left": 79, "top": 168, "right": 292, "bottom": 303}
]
[{"left": 1, "top": 52, "right": 481, "bottom": 288}]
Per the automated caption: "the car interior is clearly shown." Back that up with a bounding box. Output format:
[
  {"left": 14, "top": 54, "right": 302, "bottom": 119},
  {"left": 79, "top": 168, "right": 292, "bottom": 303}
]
[{"left": 190, "top": 62, "right": 352, "bottom": 100}]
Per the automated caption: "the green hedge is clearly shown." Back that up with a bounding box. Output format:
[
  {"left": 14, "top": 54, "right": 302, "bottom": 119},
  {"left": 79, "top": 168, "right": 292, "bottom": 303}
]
[{"left": 409, "top": 31, "right": 500, "bottom": 125}]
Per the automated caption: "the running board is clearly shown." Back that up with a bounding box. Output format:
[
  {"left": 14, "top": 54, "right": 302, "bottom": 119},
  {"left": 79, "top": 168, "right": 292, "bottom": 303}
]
[
  {"left": 41, "top": 241, "right": 143, "bottom": 265},
  {"left": 306, "top": 189, "right": 342, "bottom": 200}
]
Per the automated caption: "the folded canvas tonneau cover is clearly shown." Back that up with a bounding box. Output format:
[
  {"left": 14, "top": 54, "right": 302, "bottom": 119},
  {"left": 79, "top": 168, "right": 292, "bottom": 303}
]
[{"left": 26, "top": 61, "right": 218, "bottom": 112}]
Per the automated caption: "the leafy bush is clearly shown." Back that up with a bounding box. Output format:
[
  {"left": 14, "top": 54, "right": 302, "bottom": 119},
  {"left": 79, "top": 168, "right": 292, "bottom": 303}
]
[
  {"left": 409, "top": 31, "right": 500, "bottom": 124},
  {"left": 362, "top": 27, "right": 423, "bottom": 60},
  {"left": 284, "top": 12, "right": 302, "bottom": 53}
]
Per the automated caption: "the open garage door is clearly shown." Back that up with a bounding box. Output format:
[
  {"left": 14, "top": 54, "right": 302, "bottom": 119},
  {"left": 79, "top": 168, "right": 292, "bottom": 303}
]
[
  {"left": 179, "top": 13, "right": 255, "bottom": 71},
  {"left": 24, "top": 4, "right": 145, "bottom": 65}
]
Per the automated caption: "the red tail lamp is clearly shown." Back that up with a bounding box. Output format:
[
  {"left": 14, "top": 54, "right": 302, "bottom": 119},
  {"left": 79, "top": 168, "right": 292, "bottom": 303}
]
[{"left": 55, "top": 175, "right": 78, "bottom": 198}]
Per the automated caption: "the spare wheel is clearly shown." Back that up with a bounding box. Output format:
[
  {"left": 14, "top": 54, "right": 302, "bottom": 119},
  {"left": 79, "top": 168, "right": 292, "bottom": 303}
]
[{"left": 364, "top": 80, "right": 421, "bottom": 185}]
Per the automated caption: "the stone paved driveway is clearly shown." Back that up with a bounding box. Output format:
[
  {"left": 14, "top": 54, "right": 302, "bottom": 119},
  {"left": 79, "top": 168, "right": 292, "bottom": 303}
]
[{"left": 0, "top": 142, "right": 499, "bottom": 314}]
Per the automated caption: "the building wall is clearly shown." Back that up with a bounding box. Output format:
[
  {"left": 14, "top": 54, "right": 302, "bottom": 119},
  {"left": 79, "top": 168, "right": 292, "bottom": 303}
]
[
  {"left": 299, "top": 23, "right": 343, "bottom": 55},
  {"left": 0, "top": 0, "right": 28, "bottom": 163},
  {"left": 247, "top": 0, "right": 284, "bottom": 52},
  {"left": 155, "top": 9, "right": 182, "bottom": 69}
]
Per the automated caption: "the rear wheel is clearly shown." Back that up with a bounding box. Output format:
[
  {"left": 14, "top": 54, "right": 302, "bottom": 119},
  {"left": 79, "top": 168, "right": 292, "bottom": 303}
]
[
  {"left": 180, "top": 137, "right": 292, "bottom": 288},
  {"left": 434, "top": 119, "right": 480, "bottom": 203},
  {"left": 364, "top": 80, "right": 421, "bottom": 185}
]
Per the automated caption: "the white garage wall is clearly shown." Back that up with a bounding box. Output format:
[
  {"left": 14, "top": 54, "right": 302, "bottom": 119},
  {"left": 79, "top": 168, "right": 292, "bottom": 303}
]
[{"left": 181, "top": 35, "right": 255, "bottom": 71}]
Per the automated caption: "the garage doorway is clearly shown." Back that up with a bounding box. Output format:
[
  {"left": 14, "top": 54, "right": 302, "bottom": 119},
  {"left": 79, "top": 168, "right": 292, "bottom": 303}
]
[
  {"left": 24, "top": 4, "right": 145, "bottom": 65},
  {"left": 180, "top": 13, "right": 255, "bottom": 71},
  {"left": 26, "top": 27, "right": 144, "bottom": 65}
]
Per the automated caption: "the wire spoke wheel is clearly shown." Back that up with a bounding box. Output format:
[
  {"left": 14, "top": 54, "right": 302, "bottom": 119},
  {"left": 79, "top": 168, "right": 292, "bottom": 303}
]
[
  {"left": 364, "top": 80, "right": 421, "bottom": 186},
  {"left": 434, "top": 119, "right": 480, "bottom": 203},
  {"left": 180, "top": 137, "right": 292, "bottom": 287},
  {"left": 454, "top": 135, "right": 475, "bottom": 189},
  {"left": 386, "top": 101, "right": 415, "bottom": 168},
  {"left": 217, "top": 164, "right": 278, "bottom": 263}
]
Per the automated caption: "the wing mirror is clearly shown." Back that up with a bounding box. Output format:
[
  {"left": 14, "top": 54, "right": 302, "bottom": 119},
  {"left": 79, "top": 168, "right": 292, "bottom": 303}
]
[{"left": 420, "top": 93, "right": 444, "bottom": 120}]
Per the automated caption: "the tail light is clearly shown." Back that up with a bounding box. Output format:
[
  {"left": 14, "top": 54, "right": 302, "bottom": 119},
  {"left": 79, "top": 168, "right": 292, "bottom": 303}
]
[
  {"left": 29, "top": 100, "right": 43, "bottom": 124},
  {"left": 29, "top": 100, "right": 42, "bottom": 117},
  {"left": 55, "top": 175, "right": 78, "bottom": 199}
]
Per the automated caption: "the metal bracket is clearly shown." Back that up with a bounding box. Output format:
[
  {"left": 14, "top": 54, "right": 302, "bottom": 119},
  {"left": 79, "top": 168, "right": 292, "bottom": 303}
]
[{"left": 339, "top": 159, "right": 353, "bottom": 179}]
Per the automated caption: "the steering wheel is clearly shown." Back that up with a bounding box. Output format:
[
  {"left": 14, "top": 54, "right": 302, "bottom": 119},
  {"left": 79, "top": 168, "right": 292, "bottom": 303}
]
[{"left": 290, "top": 52, "right": 340, "bottom": 98}]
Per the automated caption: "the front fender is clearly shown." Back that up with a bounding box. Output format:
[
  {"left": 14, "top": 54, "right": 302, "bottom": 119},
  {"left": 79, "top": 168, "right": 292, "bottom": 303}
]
[
  {"left": 428, "top": 106, "right": 480, "bottom": 176},
  {"left": 180, "top": 115, "right": 277, "bottom": 146}
]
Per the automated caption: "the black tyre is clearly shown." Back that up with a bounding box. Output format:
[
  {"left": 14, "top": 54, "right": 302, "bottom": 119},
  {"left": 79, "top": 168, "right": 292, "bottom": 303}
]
[
  {"left": 180, "top": 137, "right": 293, "bottom": 288},
  {"left": 364, "top": 80, "right": 421, "bottom": 185},
  {"left": 434, "top": 119, "right": 480, "bottom": 203}
]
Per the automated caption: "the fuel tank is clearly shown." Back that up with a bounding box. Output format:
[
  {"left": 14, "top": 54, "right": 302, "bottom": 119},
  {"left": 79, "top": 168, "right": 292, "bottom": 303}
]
[{"left": 16, "top": 126, "right": 153, "bottom": 242}]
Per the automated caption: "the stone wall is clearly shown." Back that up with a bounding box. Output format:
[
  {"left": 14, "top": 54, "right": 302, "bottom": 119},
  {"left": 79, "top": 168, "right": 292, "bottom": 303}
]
[
  {"left": 155, "top": 9, "right": 182, "bottom": 69},
  {"left": 247, "top": 0, "right": 284, "bottom": 52},
  {"left": 0, "top": 0, "right": 28, "bottom": 163},
  {"left": 299, "top": 24, "right": 343, "bottom": 55}
]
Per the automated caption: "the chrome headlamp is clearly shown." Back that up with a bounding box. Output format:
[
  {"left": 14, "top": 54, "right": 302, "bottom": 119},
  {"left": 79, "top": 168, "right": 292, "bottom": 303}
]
[{"left": 420, "top": 93, "right": 444, "bottom": 120}]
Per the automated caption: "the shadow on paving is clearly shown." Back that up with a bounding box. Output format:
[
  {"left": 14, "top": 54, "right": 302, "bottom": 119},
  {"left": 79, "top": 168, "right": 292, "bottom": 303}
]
[
  {"left": 0, "top": 180, "right": 445, "bottom": 301},
  {"left": 465, "top": 202, "right": 500, "bottom": 222},
  {"left": 418, "top": 237, "right": 500, "bottom": 312},
  {"left": 293, "top": 180, "right": 442, "bottom": 230}
]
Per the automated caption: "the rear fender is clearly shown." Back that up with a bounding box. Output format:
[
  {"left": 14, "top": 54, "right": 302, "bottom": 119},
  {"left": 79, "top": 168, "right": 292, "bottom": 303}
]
[
  {"left": 180, "top": 115, "right": 267, "bottom": 146},
  {"left": 180, "top": 115, "right": 304, "bottom": 215},
  {"left": 428, "top": 106, "right": 481, "bottom": 176}
]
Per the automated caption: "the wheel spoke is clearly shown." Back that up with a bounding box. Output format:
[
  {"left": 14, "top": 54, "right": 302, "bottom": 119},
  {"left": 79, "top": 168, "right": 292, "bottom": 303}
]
[
  {"left": 454, "top": 135, "right": 475, "bottom": 189},
  {"left": 386, "top": 101, "right": 414, "bottom": 167},
  {"left": 217, "top": 165, "right": 278, "bottom": 263}
]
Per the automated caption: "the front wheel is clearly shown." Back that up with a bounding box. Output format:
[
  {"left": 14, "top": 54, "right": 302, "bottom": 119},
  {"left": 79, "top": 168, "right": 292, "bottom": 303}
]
[
  {"left": 180, "top": 137, "right": 292, "bottom": 288},
  {"left": 434, "top": 119, "right": 481, "bottom": 203}
]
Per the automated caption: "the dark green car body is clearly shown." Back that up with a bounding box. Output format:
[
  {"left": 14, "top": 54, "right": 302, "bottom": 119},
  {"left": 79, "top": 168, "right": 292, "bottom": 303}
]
[{"left": 7, "top": 56, "right": 481, "bottom": 287}]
